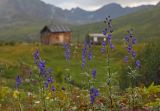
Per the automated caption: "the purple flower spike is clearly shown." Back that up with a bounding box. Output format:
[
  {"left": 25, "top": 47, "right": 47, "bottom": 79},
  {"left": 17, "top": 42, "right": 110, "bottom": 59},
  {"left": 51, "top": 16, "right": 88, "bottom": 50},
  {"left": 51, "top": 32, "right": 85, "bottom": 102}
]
[
  {"left": 103, "top": 30, "right": 107, "bottom": 35},
  {"left": 132, "top": 51, "right": 136, "bottom": 58},
  {"left": 44, "top": 81, "right": 48, "bottom": 88},
  {"left": 128, "top": 44, "right": 132, "bottom": 53},
  {"left": 124, "top": 56, "right": 128, "bottom": 63},
  {"left": 16, "top": 75, "right": 21, "bottom": 89},
  {"left": 125, "top": 36, "right": 129, "bottom": 42},
  {"left": 52, "top": 86, "right": 55, "bottom": 91},
  {"left": 90, "top": 87, "right": 99, "bottom": 104},
  {"left": 136, "top": 60, "right": 141, "bottom": 69},
  {"left": 92, "top": 69, "right": 96, "bottom": 79},
  {"left": 132, "top": 37, "right": 137, "bottom": 44},
  {"left": 88, "top": 51, "right": 92, "bottom": 60},
  {"left": 107, "top": 34, "right": 112, "bottom": 41}
]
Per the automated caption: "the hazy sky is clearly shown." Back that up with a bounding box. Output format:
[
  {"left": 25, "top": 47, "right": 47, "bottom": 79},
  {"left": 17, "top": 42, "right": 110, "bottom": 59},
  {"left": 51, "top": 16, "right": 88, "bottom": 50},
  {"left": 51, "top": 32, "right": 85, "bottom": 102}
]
[{"left": 41, "top": 0, "right": 159, "bottom": 11}]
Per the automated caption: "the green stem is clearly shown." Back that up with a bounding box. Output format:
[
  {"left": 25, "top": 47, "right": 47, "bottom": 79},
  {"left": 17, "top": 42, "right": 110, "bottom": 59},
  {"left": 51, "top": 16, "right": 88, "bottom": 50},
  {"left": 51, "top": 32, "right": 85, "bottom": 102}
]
[{"left": 107, "top": 40, "right": 113, "bottom": 111}]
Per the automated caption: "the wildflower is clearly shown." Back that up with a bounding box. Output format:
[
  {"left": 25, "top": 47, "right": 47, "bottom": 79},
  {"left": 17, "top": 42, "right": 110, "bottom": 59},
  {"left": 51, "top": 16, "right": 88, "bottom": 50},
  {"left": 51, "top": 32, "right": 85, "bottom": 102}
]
[
  {"left": 90, "top": 87, "right": 99, "bottom": 104},
  {"left": 88, "top": 51, "right": 92, "bottom": 60},
  {"left": 62, "top": 87, "right": 65, "bottom": 91},
  {"left": 52, "top": 86, "right": 55, "bottom": 91},
  {"left": 47, "top": 76, "right": 54, "bottom": 84},
  {"left": 124, "top": 56, "right": 128, "bottom": 63},
  {"left": 16, "top": 75, "right": 21, "bottom": 89},
  {"left": 132, "top": 37, "right": 137, "bottom": 44},
  {"left": 92, "top": 69, "right": 96, "bottom": 79},
  {"left": 125, "top": 36, "right": 129, "bottom": 42},
  {"left": 33, "top": 49, "right": 40, "bottom": 64},
  {"left": 44, "top": 81, "right": 48, "bottom": 88},
  {"left": 128, "top": 44, "right": 132, "bottom": 53},
  {"left": 35, "top": 101, "right": 40, "bottom": 104},
  {"left": 13, "top": 90, "right": 20, "bottom": 99},
  {"left": 136, "top": 60, "right": 141, "bottom": 69},
  {"left": 39, "top": 60, "right": 45, "bottom": 73},
  {"left": 64, "top": 43, "right": 71, "bottom": 62},
  {"left": 132, "top": 51, "right": 136, "bottom": 58}
]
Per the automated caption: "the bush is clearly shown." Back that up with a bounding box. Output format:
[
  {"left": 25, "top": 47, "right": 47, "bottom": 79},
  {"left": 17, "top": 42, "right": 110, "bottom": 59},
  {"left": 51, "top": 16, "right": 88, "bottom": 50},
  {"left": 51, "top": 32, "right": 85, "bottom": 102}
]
[{"left": 138, "top": 39, "right": 160, "bottom": 86}]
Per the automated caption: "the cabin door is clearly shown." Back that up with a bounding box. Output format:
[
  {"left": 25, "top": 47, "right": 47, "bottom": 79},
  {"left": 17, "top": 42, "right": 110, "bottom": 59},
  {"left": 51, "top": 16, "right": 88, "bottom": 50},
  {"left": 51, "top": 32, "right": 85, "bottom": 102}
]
[{"left": 59, "top": 34, "right": 64, "bottom": 43}]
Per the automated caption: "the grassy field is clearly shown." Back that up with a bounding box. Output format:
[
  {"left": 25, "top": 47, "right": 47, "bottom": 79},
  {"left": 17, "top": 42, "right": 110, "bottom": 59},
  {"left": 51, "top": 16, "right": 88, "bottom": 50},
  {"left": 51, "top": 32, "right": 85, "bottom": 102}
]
[{"left": 0, "top": 43, "right": 144, "bottom": 89}]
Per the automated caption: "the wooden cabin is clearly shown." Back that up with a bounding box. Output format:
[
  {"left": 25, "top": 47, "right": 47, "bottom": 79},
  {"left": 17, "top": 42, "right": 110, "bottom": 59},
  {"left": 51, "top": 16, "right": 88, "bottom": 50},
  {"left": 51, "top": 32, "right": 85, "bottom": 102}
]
[
  {"left": 40, "top": 25, "right": 71, "bottom": 45},
  {"left": 87, "top": 33, "right": 106, "bottom": 45}
]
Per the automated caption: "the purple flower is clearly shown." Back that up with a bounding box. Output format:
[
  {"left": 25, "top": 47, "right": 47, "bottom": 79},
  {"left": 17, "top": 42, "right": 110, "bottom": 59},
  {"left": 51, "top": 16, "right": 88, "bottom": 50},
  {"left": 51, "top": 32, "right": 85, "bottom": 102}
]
[
  {"left": 34, "top": 49, "right": 40, "bottom": 64},
  {"left": 88, "top": 51, "right": 92, "bottom": 60},
  {"left": 107, "top": 34, "right": 112, "bottom": 41},
  {"left": 90, "top": 87, "right": 99, "bottom": 104},
  {"left": 125, "top": 36, "right": 129, "bottom": 42},
  {"left": 124, "top": 56, "right": 128, "bottom": 63},
  {"left": 44, "top": 81, "right": 48, "bottom": 88},
  {"left": 132, "top": 37, "right": 137, "bottom": 44},
  {"left": 103, "top": 30, "right": 107, "bottom": 35},
  {"left": 92, "top": 69, "right": 96, "bottom": 79},
  {"left": 39, "top": 60, "right": 46, "bottom": 75},
  {"left": 16, "top": 75, "right": 21, "bottom": 89},
  {"left": 90, "top": 95, "right": 95, "bottom": 104},
  {"left": 64, "top": 43, "right": 71, "bottom": 62},
  {"left": 52, "top": 86, "right": 55, "bottom": 91},
  {"left": 132, "top": 51, "right": 136, "bottom": 58},
  {"left": 110, "top": 43, "right": 115, "bottom": 49},
  {"left": 62, "top": 87, "right": 65, "bottom": 91},
  {"left": 47, "top": 76, "right": 54, "bottom": 83},
  {"left": 128, "top": 44, "right": 132, "bottom": 53},
  {"left": 101, "top": 40, "right": 106, "bottom": 53},
  {"left": 136, "top": 60, "right": 141, "bottom": 69}
]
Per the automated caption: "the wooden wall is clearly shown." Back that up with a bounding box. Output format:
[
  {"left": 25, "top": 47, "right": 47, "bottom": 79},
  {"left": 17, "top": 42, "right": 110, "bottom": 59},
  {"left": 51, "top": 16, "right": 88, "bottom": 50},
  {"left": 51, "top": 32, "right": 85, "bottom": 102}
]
[{"left": 41, "top": 32, "right": 71, "bottom": 45}]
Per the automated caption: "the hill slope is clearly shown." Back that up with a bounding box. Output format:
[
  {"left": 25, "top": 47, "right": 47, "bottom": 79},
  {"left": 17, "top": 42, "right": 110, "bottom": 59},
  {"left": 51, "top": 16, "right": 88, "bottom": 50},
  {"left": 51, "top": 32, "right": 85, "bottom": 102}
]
[{"left": 72, "top": 6, "right": 160, "bottom": 42}]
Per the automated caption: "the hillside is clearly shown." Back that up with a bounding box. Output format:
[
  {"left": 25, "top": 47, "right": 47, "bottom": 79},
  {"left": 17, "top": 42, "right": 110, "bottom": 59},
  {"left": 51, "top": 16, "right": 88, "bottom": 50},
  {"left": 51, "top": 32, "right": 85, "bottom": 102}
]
[
  {"left": 0, "top": 0, "right": 159, "bottom": 42},
  {"left": 72, "top": 6, "right": 160, "bottom": 42}
]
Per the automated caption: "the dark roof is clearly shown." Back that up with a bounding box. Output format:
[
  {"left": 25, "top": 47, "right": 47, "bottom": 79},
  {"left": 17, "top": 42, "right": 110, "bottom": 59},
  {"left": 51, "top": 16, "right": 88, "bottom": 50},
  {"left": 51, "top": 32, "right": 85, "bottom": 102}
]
[{"left": 46, "top": 25, "right": 71, "bottom": 33}]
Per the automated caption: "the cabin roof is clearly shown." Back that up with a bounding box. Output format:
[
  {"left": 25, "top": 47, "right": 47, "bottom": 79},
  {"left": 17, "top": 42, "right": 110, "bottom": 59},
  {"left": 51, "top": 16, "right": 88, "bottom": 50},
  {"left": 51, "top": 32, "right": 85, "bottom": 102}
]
[
  {"left": 89, "top": 33, "right": 105, "bottom": 38},
  {"left": 41, "top": 25, "right": 71, "bottom": 33}
]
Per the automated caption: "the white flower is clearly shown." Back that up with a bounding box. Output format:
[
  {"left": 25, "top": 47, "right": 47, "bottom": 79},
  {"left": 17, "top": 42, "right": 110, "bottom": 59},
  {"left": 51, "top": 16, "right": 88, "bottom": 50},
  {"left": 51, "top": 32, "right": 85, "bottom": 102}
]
[{"left": 34, "top": 101, "right": 40, "bottom": 104}]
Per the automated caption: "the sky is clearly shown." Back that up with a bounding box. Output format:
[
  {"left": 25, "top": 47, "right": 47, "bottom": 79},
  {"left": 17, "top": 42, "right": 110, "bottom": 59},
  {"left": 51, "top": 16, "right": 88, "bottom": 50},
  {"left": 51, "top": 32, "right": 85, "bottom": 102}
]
[{"left": 41, "top": 0, "right": 159, "bottom": 11}]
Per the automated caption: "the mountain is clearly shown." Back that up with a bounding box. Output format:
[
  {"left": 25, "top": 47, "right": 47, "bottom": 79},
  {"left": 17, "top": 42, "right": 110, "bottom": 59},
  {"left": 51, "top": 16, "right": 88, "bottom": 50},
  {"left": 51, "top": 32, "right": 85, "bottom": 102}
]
[
  {"left": 0, "top": 0, "right": 155, "bottom": 26},
  {"left": 66, "top": 3, "right": 153, "bottom": 24},
  {"left": 0, "top": 0, "right": 158, "bottom": 41},
  {"left": 72, "top": 6, "right": 160, "bottom": 42}
]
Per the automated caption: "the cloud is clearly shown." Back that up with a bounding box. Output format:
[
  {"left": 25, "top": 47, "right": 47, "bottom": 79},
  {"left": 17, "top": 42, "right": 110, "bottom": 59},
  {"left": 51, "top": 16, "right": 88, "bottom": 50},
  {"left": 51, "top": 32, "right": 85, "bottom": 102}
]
[{"left": 42, "top": 0, "right": 159, "bottom": 10}]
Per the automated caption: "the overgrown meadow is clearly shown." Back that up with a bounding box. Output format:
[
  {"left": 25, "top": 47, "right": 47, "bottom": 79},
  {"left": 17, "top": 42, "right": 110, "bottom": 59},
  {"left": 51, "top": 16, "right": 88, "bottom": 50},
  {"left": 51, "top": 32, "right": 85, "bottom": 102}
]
[{"left": 0, "top": 17, "right": 160, "bottom": 111}]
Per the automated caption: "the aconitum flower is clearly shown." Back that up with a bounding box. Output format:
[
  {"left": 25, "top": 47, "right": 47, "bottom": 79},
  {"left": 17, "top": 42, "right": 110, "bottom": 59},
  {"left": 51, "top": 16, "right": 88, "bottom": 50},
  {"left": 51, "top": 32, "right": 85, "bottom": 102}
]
[
  {"left": 136, "top": 60, "right": 141, "bottom": 69},
  {"left": 52, "top": 86, "right": 55, "bottom": 91},
  {"left": 44, "top": 81, "right": 48, "bottom": 88},
  {"left": 34, "top": 49, "right": 40, "bottom": 64},
  {"left": 101, "top": 40, "right": 106, "bottom": 53},
  {"left": 47, "top": 76, "right": 54, "bottom": 84},
  {"left": 16, "top": 75, "right": 21, "bottom": 89},
  {"left": 132, "top": 51, "right": 136, "bottom": 58},
  {"left": 124, "top": 30, "right": 141, "bottom": 69},
  {"left": 124, "top": 56, "right": 128, "bottom": 63},
  {"left": 39, "top": 60, "right": 46, "bottom": 75},
  {"left": 132, "top": 37, "right": 137, "bottom": 44},
  {"left": 92, "top": 69, "right": 96, "bottom": 79},
  {"left": 125, "top": 36, "right": 129, "bottom": 42},
  {"left": 88, "top": 51, "right": 92, "bottom": 60},
  {"left": 90, "top": 87, "right": 99, "bottom": 104},
  {"left": 128, "top": 44, "right": 132, "bottom": 53},
  {"left": 102, "top": 16, "right": 115, "bottom": 50},
  {"left": 64, "top": 43, "right": 71, "bottom": 62}
]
